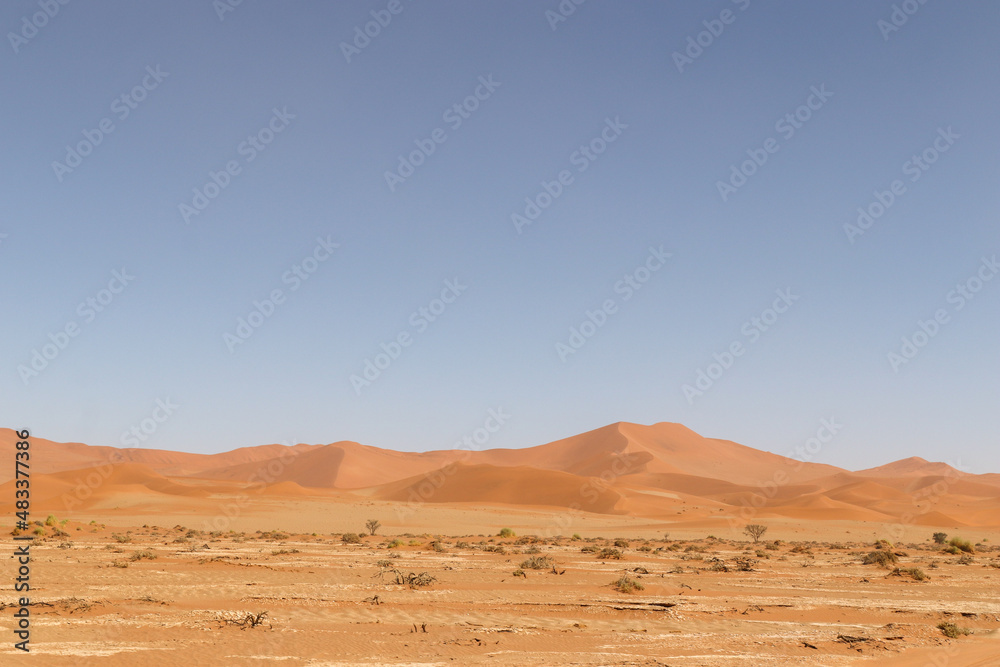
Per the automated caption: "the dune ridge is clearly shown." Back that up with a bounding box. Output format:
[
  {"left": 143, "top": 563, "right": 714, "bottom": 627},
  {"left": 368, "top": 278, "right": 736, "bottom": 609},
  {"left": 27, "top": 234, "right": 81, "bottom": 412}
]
[{"left": 1, "top": 424, "right": 996, "bottom": 527}]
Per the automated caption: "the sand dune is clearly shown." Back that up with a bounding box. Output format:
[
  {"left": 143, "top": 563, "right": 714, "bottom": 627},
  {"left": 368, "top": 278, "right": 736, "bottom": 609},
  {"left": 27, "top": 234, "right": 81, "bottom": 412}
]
[
  {"left": 371, "top": 462, "right": 624, "bottom": 514},
  {"left": 3, "top": 423, "right": 998, "bottom": 528}
]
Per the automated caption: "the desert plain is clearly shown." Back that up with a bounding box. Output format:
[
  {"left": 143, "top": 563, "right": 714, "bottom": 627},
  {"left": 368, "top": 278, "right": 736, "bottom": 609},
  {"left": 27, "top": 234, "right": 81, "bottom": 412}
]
[{"left": 1, "top": 422, "right": 999, "bottom": 666}]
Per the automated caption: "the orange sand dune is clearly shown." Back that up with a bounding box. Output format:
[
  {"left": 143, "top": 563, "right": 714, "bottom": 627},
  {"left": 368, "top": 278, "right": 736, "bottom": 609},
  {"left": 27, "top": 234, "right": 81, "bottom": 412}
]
[
  {"left": 857, "top": 456, "right": 963, "bottom": 478},
  {"left": 3, "top": 423, "right": 999, "bottom": 528},
  {"left": 370, "top": 462, "right": 623, "bottom": 514}
]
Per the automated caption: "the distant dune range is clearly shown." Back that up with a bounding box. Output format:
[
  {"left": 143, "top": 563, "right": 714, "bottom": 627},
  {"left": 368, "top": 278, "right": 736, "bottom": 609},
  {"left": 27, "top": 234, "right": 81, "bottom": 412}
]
[{"left": 2, "top": 422, "right": 998, "bottom": 528}]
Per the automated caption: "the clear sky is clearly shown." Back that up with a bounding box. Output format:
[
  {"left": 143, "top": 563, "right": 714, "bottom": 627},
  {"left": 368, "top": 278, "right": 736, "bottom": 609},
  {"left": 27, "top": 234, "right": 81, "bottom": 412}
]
[{"left": 2, "top": 1, "right": 998, "bottom": 473}]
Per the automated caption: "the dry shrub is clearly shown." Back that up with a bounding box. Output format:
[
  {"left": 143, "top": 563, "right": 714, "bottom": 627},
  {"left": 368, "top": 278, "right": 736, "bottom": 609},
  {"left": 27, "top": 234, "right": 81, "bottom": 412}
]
[
  {"left": 611, "top": 574, "right": 644, "bottom": 593},
  {"left": 862, "top": 550, "right": 898, "bottom": 568},
  {"left": 519, "top": 555, "right": 554, "bottom": 570}
]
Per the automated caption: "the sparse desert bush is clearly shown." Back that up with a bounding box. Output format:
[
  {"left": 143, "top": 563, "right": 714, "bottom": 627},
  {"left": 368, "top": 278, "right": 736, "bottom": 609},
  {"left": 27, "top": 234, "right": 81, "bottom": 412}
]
[
  {"left": 611, "top": 574, "right": 644, "bottom": 593},
  {"left": 407, "top": 540, "right": 422, "bottom": 547},
  {"left": 889, "top": 567, "right": 927, "bottom": 581},
  {"left": 948, "top": 537, "right": 974, "bottom": 554},
  {"left": 572, "top": 534, "right": 582, "bottom": 541},
  {"left": 932, "top": 532, "right": 948, "bottom": 544},
  {"left": 391, "top": 570, "right": 436, "bottom": 588},
  {"left": 637, "top": 545, "right": 652, "bottom": 552},
  {"left": 790, "top": 544, "right": 812, "bottom": 554},
  {"left": 520, "top": 555, "right": 555, "bottom": 570},
  {"left": 598, "top": 547, "right": 623, "bottom": 560},
  {"left": 498, "top": 528, "right": 515, "bottom": 538},
  {"left": 937, "top": 622, "right": 972, "bottom": 639},
  {"left": 684, "top": 544, "right": 706, "bottom": 553},
  {"left": 482, "top": 545, "right": 506, "bottom": 554},
  {"left": 129, "top": 550, "right": 157, "bottom": 561},
  {"left": 580, "top": 545, "right": 599, "bottom": 553},
  {"left": 219, "top": 610, "right": 270, "bottom": 629},
  {"left": 365, "top": 519, "right": 381, "bottom": 536},
  {"left": 523, "top": 545, "right": 541, "bottom": 554},
  {"left": 342, "top": 533, "right": 362, "bottom": 544},
  {"left": 32, "top": 527, "right": 45, "bottom": 536},
  {"left": 957, "top": 553, "right": 974, "bottom": 565},
  {"left": 259, "top": 530, "right": 289, "bottom": 541},
  {"left": 512, "top": 569, "right": 526, "bottom": 578},
  {"left": 613, "top": 538, "right": 629, "bottom": 548},
  {"left": 708, "top": 558, "right": 729, "bottom": 572},
  {"left": 45, "top": 514, "right": 57, "bottom": 526},
  {"left": 387, "top": 539, "right": 403, "bottom": 548},
  {"left": 862, "top": 550, "right": 899, "bottom": 568},
  {"left": 271, "top": 548, "right": 300, "bottom": 555},
  {"left": 733, "top": 556, "right": 757, "bottom": 572},
  {"left": 874, "top": 539, "right": 893, "bottom": 549},
  {"left": 431, "top": 541, "right": 445, "bottom": 552}
]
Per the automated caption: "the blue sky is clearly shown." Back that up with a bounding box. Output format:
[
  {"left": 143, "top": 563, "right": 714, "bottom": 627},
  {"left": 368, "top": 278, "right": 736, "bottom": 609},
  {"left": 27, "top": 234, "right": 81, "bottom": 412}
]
[{"left": 2, "top": 0, "right": 998, "bottom": 472}]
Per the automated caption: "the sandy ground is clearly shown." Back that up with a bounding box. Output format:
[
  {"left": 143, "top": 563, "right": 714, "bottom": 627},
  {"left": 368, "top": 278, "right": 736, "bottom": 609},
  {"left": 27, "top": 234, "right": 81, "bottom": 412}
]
[{"left": 2, "top": 497, "right": 999, "bottom": 666}]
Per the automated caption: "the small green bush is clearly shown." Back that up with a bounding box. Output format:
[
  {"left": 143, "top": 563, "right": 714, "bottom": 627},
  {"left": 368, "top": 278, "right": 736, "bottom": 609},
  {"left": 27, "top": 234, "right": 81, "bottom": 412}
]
[
  {"left": 342, "top": 533, "right": 362, "bottom": 544},
  {"left": 948, "top": 537, "right": 974, "bottom": 554},
  {"left": 612, "top": 574, "right": 644, "bottom": 593},
  {"left": 498, "top": 528, "right": 515, "bottom": 538}
]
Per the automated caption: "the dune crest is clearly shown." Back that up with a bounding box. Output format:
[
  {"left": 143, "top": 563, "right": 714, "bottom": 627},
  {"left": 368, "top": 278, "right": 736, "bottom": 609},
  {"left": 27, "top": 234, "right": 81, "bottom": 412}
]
[{"left": 2, "top": 424, "right": 997, "bottom": 527}]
